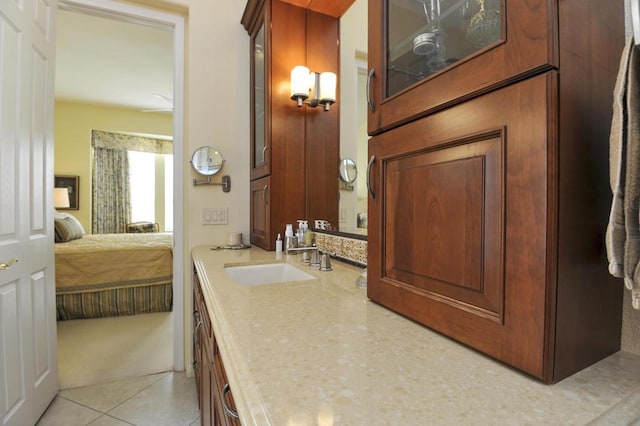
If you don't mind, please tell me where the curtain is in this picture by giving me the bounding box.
[92,147,131,234]
[91,130,172,234]
[91,129,172,154]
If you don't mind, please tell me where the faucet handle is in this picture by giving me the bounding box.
[310,249,321,266]
[319,252,332,271]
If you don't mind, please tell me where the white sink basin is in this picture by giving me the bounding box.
[224,263,315,286]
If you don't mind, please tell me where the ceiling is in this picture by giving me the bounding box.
[55,9,174,112]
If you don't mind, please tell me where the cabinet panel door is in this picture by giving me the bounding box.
[368,72,555,379]
[368,0,556,134]
[250,15,269,180]
[198,331,213,426]
[385,136,504,321]
[250,176,271,249]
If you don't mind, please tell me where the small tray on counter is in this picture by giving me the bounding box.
[210,244,252,251]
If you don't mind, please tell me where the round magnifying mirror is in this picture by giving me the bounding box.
[338,158,358,184]
[191,146,224,176]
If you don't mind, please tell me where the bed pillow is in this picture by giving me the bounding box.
[54,217,84,243]
[54,212,86,235]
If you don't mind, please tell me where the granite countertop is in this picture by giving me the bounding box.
[191,245,640,425]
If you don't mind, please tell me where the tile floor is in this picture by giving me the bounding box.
[36,371,199,426]
[57,312,174,390]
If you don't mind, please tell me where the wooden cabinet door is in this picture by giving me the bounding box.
[193,304,202,410]
[194,274,214,426]
[249,8,270,180]
[200,339,213,426]
[250,176,271,249]
[367,0,556,135]
[368,72,555,380]
[212,340,241,426]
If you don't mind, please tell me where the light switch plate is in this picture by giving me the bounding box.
[202,208,228,225]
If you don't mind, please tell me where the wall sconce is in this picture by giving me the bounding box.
[290,66,336,111]
[54,187,70,209]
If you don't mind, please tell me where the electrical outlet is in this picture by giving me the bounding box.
[202,208,228,225]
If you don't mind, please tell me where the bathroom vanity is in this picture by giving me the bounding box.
[191,246,640,425]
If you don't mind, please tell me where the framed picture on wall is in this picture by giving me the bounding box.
[54,175,79,210]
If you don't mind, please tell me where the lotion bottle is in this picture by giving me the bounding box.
[275,234,283,252]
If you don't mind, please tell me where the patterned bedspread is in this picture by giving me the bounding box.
[55,232,173,294]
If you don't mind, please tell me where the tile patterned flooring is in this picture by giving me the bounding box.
[37,371,200,426]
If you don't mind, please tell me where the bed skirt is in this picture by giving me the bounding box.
[56,282,173,321]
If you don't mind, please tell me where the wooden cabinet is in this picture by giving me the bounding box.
[194,271,241,425]
[367,0,556,135]
[242,0,339,250]
[250,176,270,249]
[367,0,625,383]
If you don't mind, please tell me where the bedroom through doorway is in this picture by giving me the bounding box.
[53,0,185,388]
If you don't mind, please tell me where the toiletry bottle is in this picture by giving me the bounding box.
[285,224,293,237]
[296,220,305,245]
[275,234,283,252]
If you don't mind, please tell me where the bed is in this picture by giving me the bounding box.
[54,232,173,320]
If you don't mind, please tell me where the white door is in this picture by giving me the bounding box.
[0,0,59,424]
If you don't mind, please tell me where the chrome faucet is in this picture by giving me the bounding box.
[319,252,332,271]
[285,244,318,256]
[285,245,332,271]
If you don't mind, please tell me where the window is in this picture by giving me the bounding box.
[128,151,173,230]
[165,155,174,231]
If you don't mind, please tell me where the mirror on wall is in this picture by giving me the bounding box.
[191,146,224,176]
[339,158,358,184]
[338,0,369,236]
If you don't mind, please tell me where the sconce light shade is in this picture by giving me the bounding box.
[290,66,310,107]
[54,187,70,208]
[291,67,336,111]
[319,72,337,111]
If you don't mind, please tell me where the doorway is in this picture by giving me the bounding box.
[55,0,185,380]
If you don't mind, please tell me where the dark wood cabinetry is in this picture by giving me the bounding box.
[249,176,270,249]
[242,0,339,250]
[367,0,625,383]
[367,0,556,135]
[194,271,241,425]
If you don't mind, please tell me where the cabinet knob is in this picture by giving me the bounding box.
[366,68,376,113]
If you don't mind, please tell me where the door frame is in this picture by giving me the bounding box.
[57,0,186,371]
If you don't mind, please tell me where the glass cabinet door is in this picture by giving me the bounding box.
[387,0,502,97]
[368,0,553,134]
[251,21,268,177]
